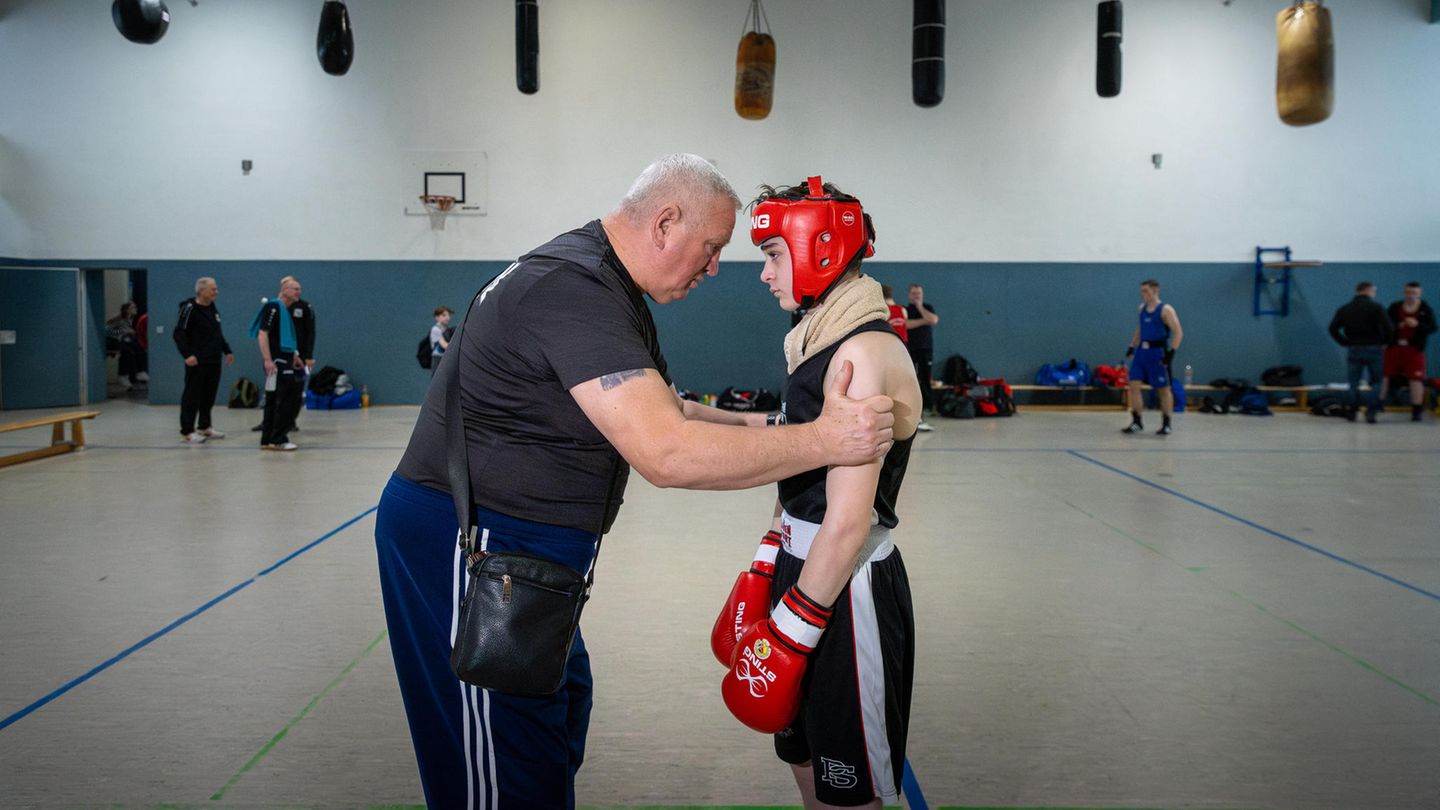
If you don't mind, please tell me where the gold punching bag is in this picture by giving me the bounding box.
[1276,1,1333,126]
[735,0,776,120]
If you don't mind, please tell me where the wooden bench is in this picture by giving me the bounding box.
[0,411,100,469]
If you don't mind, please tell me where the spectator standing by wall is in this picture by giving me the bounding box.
[283,276,315,434]
[1328,281,1393,423]
[429,305,453,376]
[174,278,234,443]
[1380,281,1436,421]
[904,283,938,432]
[882,284,908,344]
[252,278,304,451]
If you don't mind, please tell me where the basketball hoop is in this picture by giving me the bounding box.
[419,194,457,230]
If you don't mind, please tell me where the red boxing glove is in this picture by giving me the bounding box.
[710,530,783,667]
[722,585,831,734]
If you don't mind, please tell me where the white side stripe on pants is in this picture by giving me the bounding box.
[452,528,500,810]
[850,563,898,802]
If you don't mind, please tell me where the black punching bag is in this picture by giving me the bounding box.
[516,0,539,94]
[912,0,945,108]
[1097,1,1122,98]
[317,1,355,76]
[112,0,170,45]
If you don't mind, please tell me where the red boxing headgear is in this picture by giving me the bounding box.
[751,176,875,308]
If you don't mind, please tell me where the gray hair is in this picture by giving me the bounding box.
[620,153,741,223]
[195,277,216,294]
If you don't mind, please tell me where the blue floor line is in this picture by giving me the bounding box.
[0,505,378,733]
[1067,450,1440,604]
[901,758,928,810]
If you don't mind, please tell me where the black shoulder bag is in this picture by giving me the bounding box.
[443,273,609,697]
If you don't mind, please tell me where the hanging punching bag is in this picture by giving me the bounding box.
[1276,1,1333,125]
[735,0,776,120]
[112,0,170,45]
[317,1,355,76]
[1096,1,1122,98]
[912,0,945,108]
[516,0,539,95]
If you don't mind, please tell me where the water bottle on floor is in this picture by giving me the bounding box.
[1184,365,1194,387]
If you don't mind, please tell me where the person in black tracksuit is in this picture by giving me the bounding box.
[173,277,234,442]
[256,278,305,450]
[284,284,316,433]
[903,284,939,432]
[1328,281,1394,423]
[254,280,316,434]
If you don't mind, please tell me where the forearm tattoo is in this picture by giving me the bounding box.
[599,368,647,390]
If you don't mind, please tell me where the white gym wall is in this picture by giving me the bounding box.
[0,0,1435,262]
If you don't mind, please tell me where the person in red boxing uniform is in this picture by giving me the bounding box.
[1380,282,1436,421]
[719,176,920,808]
[882,284,909,344]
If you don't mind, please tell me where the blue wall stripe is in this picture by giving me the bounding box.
[1067,451,1440,604]
[0,506,377,733]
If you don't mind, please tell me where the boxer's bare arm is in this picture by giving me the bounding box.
[795,333,919,606]
[677,394,767,427]
[571,363,893,491]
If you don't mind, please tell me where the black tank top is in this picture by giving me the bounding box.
[778,320,915,529]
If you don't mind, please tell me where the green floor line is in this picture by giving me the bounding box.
[1063,499,1439,708]
[209,629,389,802]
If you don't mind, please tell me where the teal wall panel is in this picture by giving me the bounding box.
[84,270,108,403]
[0,268,81,409]
[7,258,1438,407]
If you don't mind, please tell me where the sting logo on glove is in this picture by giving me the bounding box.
[735,640,778,697]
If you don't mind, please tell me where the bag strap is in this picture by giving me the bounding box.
[443,264,612,589]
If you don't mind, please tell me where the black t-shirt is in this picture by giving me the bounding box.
[289,299,316,360]
[396,220,670,533]
[905,302,936,355]
[778,320,914,530]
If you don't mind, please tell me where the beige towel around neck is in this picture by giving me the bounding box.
[784,275,890,374]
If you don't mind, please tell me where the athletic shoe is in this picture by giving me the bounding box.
[263,442,299,451]
[915,420,934,433]
[181,433,207,444]
[200,428,226,439]
[1156,424,1172,436]
[1365,411,1378,424]
[134,371,149,382]
[251,423,264,431]
[1122,422,1144,434]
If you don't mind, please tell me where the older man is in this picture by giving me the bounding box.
[374,154,896,809]
[173,277,234,444]
[252,277,304,450]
